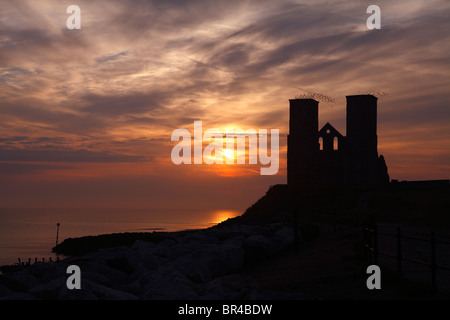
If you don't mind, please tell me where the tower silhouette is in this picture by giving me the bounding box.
[287,94,389,185]
[346,95,378,185]
[287,99,318,185]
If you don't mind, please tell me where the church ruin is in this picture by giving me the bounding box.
[287,94,389,185]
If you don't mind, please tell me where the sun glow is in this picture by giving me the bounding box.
[223,148,234,161]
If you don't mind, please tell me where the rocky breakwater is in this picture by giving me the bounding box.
[0,222,317,300]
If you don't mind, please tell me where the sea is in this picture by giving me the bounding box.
[0,208,241,267]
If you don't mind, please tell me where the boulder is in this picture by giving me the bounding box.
[171,243,244,283]
[0,291,38,300]
[140,267,199,300]
[0,283,12,297]
[151,238,177,258]
[1,271,38,290]
[28,277,67,299]
[200,274,258,300]
[273,225,295,248]
[242,234,274,264]
[58,278,138,300]
[28,262,66,283]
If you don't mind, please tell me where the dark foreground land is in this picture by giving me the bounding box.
[1,183,450,300]
[240,182,450,299]
[246,222,450,300]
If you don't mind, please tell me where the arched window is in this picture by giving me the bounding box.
[333,136,338,150]
[319,137,323,150]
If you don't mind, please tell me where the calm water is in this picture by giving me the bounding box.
[0,208,240,267]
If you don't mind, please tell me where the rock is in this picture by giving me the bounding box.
[299,224,320,241]
[0,221,311,300]
[116,278,144,297]
[169,242,201,260]
[58,278,138,300]
[248,288,313,300]
[85,245,132,261]
[242,235,274,264]
[152,238,177,258]
[172,243,244,283]
[28,277,66,299]
[0,291,38,300]
[248,225,273,237]
[141,267,199,300]
[67,257,132,286]
[106,257,134,275]
[210,228,243,242]
[0,283,12,297]
[132,240,157,251]
[1,272,38,290]
[84,279,139,300]
[274,225,295,248]
[28,262,66,283]
[179,231,212,244]
[58,286,99,300]
[135,251,167,271]
[200,274,258,299]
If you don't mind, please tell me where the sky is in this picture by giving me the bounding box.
[0,0,449,213]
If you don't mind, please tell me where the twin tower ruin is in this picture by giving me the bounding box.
[288,95,389,185]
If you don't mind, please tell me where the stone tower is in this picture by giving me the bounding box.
[287,99,318,185]
[287,94,389,185]
[345,95,378,185]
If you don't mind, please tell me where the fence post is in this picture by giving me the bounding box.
[332,210,336,234]
[362,226,370,268]
[431,231,437,292]
[396,227,402,275]
[293,209,299,254]
[373,224,378,265]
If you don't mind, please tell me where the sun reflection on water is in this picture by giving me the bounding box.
[211,210,241,225]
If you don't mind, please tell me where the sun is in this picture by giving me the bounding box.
[223,149,234,161]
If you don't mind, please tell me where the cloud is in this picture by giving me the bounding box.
[0,147,148,163]
[80,91,169,116]
[95,51,128,64]
[0,0,449,208]
[0,162,73,175]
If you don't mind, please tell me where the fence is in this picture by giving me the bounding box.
[363,224,450,292]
